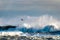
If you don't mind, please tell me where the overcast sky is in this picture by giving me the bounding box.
[0,0,60,18]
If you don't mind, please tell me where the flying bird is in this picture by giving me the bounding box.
[21,18,24,21]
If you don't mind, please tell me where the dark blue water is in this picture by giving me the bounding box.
[0,25,60,35]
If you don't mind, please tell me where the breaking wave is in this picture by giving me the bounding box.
[0,15,60,29]
[0,15,60,35]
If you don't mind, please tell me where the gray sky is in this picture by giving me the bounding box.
[0,0,60,18]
